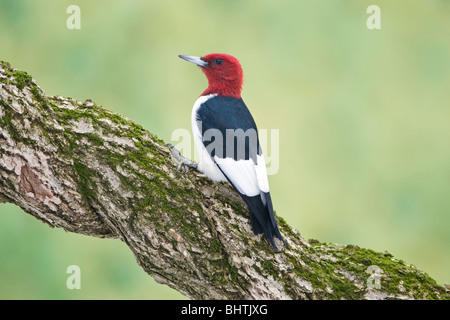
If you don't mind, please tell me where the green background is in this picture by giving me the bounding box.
[1,0,449,299]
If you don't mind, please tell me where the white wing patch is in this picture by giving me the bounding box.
[255,154,270,193]
[214,154,270,197]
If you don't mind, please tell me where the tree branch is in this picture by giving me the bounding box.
[0,61,448,300]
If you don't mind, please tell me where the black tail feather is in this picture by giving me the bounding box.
[242,192,287,252]
[215,165,287,251]
[250,213,264,235]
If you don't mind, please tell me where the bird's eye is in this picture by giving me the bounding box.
[214,58,223,66]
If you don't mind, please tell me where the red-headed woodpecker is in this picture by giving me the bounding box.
[177,53,287,252]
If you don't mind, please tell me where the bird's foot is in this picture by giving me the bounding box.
[166,143,198,174]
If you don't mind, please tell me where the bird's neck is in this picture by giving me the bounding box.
[201,78,242,99]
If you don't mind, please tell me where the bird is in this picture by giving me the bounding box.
[176,53,287,252]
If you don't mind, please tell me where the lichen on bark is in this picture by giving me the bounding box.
[0,61,448,300]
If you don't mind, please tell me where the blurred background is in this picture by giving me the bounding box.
[1,0,449,299]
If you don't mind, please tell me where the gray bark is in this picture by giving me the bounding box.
[0,61,448,300]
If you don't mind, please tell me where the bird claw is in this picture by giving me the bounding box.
[166,143,198,174]
[177,159,198,173]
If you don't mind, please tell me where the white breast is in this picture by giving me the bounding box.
[191,94,227,182]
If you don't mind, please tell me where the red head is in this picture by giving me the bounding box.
[179,53,244,98]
